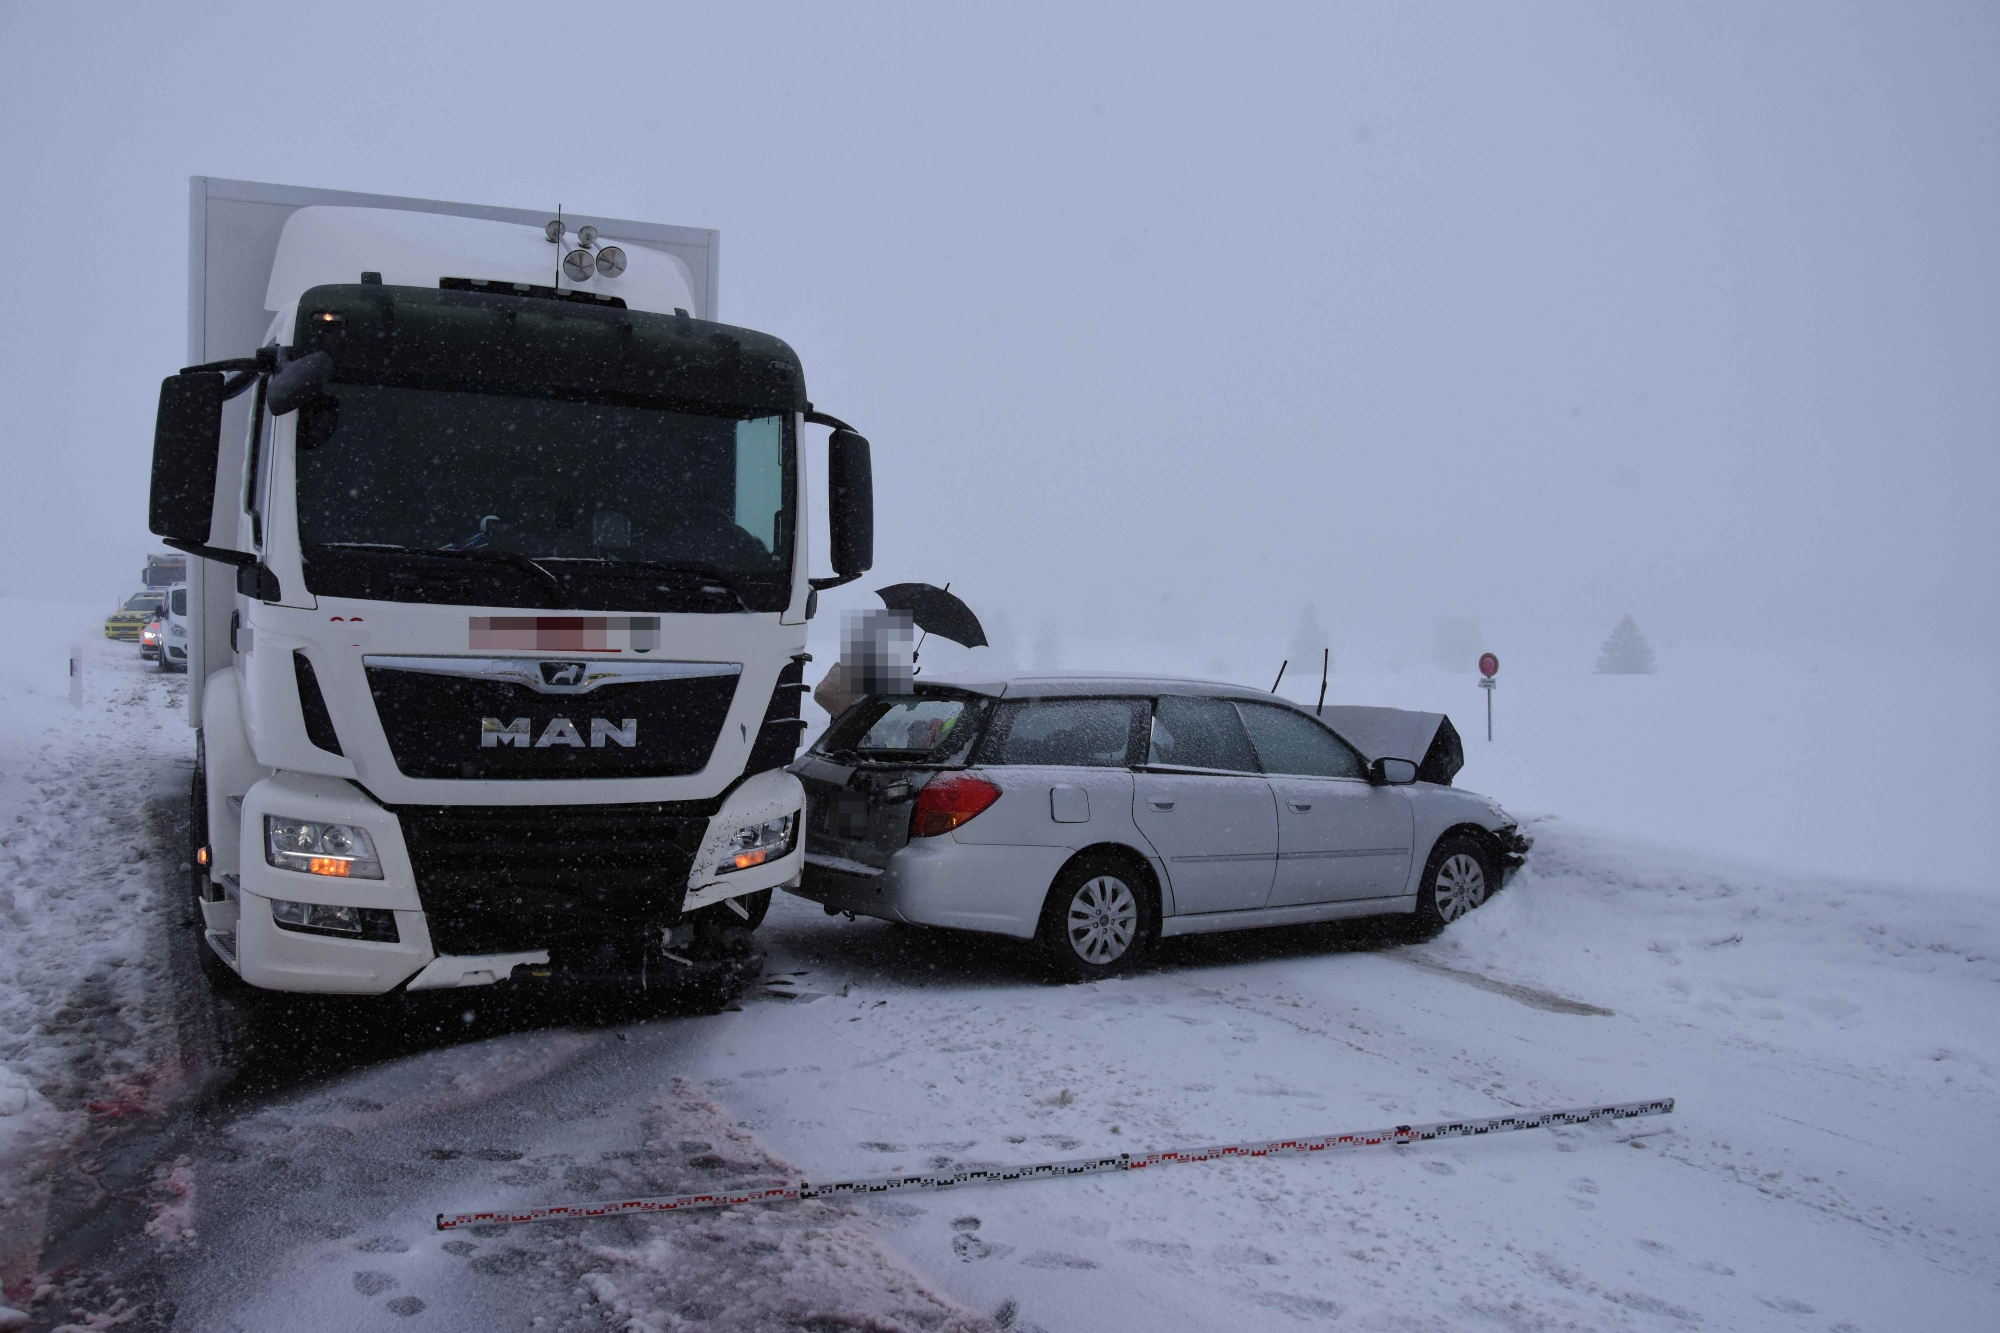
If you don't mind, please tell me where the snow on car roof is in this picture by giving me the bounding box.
[917,672,1279,701]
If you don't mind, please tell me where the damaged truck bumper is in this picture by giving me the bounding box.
[212,770,800,996]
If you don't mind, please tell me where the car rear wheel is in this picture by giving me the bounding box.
[1038,856,1154,982]
[1412,834,1494,934]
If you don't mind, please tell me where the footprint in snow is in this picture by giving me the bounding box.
[1422,1160,1456,1176]
[386,1296,426,1316]
[951,1216,981,1232]
[441,1241,477,1256]
[355,1237,410,1253]
[954,1234,1014,1262]
[1214,1244,1278,1266]
[1120,1238,1193,1262]
[353,1271,397,1296]
[1021,1251,1098,1270]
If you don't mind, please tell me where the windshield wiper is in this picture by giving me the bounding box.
[318,543,568,607]
[538,558,751,610]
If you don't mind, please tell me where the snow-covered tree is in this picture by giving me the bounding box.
[1595,615,1656,674]
[1289,602,1332,677]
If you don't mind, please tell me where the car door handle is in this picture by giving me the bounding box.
[1147,799,1175,811]
[1287,800,1313,812]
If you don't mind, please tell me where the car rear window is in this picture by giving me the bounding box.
[979,698,1145,767]
[816,695,985,762]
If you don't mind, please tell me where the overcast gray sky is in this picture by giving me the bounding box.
[2,1,1993,670]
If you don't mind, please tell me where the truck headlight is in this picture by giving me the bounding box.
[719,813,797,873]
[265,816,384,879]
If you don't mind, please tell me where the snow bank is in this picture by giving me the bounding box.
[0,598,193,1299]
[1425,817,2000,1093]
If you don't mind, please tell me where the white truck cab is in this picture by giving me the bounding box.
[153,179,875,997]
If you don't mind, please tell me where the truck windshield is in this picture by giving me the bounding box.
[294,384,793,613]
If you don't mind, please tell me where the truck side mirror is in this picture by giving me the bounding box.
[827,427,874,580]
[267,350,334,416]
[150,372,225,543]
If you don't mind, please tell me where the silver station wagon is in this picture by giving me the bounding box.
[787,675,1528,980]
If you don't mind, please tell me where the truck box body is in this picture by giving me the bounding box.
[166,179,859,996]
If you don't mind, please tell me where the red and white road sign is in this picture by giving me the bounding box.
[1479,652,1499,678]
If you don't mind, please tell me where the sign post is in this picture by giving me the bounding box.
[1477,653,1498,741]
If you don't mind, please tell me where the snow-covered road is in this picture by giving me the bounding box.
[4,612,1997,1331]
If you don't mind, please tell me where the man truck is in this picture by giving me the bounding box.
[150,178,874,999]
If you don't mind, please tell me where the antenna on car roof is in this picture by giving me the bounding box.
[1316,648,1329,716]
[1270,659,1287,693]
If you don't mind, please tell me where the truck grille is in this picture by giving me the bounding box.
[391,799,718,955]
[364,658,739,780]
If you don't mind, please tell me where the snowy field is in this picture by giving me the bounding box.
[1,596,1996,1330]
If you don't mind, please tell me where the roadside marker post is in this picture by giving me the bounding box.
[69,645,84,707]
[437,1096,1674,1233]
[1478,652,1498,741]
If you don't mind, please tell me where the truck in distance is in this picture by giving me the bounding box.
[150,178,875,1001]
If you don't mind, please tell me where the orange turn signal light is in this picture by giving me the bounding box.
[307,857,354,877]
[730,848,772,871]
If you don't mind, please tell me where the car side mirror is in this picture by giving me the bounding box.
[826,427,874,580]
[1370,757,1418,786]
[267,350,334,416]
[150,372,225,543]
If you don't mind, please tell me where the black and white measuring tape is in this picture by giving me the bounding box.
[436,1096,1673,1232]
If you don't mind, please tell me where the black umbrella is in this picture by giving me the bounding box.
[875,583,988,648]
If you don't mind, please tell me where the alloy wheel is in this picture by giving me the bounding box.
[1433,853,1488,922]
[1066,875,1138,964]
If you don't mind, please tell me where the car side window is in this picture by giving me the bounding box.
[980,698,1145,767]
[1234,702,1368,780]
[1147,696,1261,773]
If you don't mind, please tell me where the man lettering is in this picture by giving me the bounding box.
[482,717,531,748]
[536,717,586,748]
[590,718,638,748]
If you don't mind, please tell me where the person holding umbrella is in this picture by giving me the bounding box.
[812,583,988,719]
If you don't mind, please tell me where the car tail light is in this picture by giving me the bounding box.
[910,773,1002,839]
